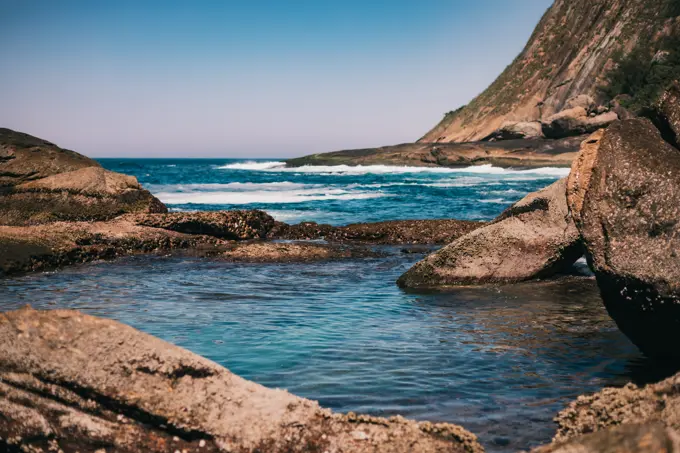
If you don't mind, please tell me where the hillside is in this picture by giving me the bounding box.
[420,0,680,143]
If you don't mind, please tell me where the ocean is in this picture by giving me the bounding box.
[0,159,669,451]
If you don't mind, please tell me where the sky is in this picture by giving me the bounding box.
[0,0,553,158]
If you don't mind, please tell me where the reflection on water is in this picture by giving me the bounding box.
[0,251,677,451]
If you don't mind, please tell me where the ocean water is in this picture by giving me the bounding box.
[1,159,675,451]
[99,158,571,224]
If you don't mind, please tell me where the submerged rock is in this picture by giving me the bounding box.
[397,178,583,288]
[569,118,680,358]
[533,423,680,453]
[0,306,481,453]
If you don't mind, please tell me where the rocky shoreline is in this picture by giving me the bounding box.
[4,81,680,451]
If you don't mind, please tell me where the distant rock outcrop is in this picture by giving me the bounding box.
[397,178,583,288]
[0,128,167,225]
[420,0,679,143]
[0,306,481,453]
[566,116,680,358]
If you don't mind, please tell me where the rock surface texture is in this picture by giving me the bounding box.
[533,423,680,453]
[0,306,482,453]
[0,129,167,225]
[420,0,678,143]
[568,117,680,358]
[551,371,680,445]
[397,178,583,288]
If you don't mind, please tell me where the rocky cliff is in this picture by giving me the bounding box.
[420,0,680,143]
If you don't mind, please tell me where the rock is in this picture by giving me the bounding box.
[397,178,583,288]
[221,242,376,262]
[0,307,482,453]
[485,121,544,141]
[552,371,680,444]
[569,118,680,358]
[533,423,680,453]
[542,107,618,139]
[0,128,100,186]
[269,219,484,245]
[642,81,680,148]
[0,167,167,225]
[564,94,596,112]
[129,210,277,240]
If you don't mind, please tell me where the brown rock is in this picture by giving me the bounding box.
[533,423,680,453]
[129,210,277,240]
[542,107,618,139]
[552,372,680,444]
[643,81,680,148]
[565,130,605,226]
[572,118,680,358]
[397,178,583,288]
[270,219,484,245]
[0,128,100,186]
[485,121,544,141]
[0,167,167,225]
[0,306,481,453]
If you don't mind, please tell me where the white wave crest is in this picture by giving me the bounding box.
[217,162,570,177]
[155,189,389,205]
[149,181,315,192]
[216,161,286,170]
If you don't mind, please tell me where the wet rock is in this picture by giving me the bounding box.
[569,118,680,358]
[0,306,482,453]
[552,371,680,444]
[269,219,484,245]
[542,107,618,139]
[220,241,377,262]
[0,167,167,225]
[533,423,680,453]
[397,178,583,288]
[129,210,277,240]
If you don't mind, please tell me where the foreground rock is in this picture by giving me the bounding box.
[551,371,680,445]
[0,307,481,453]
[269,219,484,245]
[567,118,680,358]
[286,136,582,168]
[533,423,680,453]
[397,178,583,288]
[643,81,680,148]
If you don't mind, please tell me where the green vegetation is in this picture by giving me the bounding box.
[602,20,680,112]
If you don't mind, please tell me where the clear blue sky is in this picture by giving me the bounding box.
[0,0,553,157]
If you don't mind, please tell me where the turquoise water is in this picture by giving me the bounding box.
[1,159,674,451]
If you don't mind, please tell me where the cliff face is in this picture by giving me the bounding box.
[420,0,680,143]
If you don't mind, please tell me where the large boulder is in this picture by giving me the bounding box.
[0,307,481,453]
[0,166,167,225]
[568,118,680,358]
[542,106,618,139]
[397,178,583,288]
[0,128,100,186]
[551,371,680,444]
